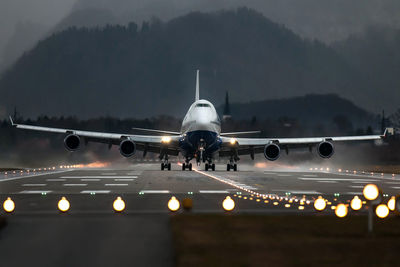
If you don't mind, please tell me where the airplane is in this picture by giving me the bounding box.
[9,70,389,171]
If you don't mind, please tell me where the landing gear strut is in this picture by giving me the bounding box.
[182,158,192,171]
[205,162,215,171]
[161,154,171,171]
[227,158,237,171]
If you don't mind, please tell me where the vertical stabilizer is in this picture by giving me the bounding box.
[195,70,200,101]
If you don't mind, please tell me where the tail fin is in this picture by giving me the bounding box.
[195,69,200,101]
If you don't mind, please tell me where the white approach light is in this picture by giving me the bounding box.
[387,196,396,211]
[168,196,180,212]
[222,196,235,211]
[335,204,348,218]
[113,196,126,212]
[350,196,362,211]
[58,196,70,212]
[314,196,326,211]
[363,184,379,201]
[375,204,389,219]
[3,197,15,213]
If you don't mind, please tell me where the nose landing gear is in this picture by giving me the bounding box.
[182,162,192,171]
[161,154,171,171]
[205,162,216,171]
[227,158,237,171]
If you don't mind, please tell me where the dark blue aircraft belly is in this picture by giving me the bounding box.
[179,130,222,157]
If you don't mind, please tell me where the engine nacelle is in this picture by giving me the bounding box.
[64,134,81,151]
[318,141,334,158]
[119,139,136,157]
[264,143,280,161]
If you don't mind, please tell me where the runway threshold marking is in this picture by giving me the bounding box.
[0,170,73,183]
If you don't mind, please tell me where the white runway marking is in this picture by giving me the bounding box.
[80,190,110,194]
[390,186,400,189]
[22,184,46,187]
[317,181,337,183]
[385,182,400,184]
[80,179,101,182]
[19,190,52,194]
[264,172,277,175]
[344,192,362,195]
[114,178,135,181]
[0,170,73,183]
[349,185,364,188]
[199,190,229,194]
[277,174,292,177]
[101,173,117,175]
[104,184,128,186]
[46,178,66,182]
[299,178,379,182]
[290,190,321,194]
[302,174,318,177]
[60,176,137,179]
[63,183,88,186]
[140,190,170,194]
[126,172,142,175]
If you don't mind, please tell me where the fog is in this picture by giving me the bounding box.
[2,0,400,71]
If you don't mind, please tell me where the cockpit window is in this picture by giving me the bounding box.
[195,103,210,107]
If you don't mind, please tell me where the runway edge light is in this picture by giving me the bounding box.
[3,197,15,213]
[375,204,389,219]
[350,196,362,211]
[58,196,70,213]
[363,184,380,201]
[335,204,348,218]
[387,196,395,211]
[222,196,235,211]
[314,196,326,211]
[113,196,126,212]
[168,196,180,212]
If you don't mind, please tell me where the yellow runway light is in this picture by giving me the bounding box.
[3,197,15,213]
[335,204,348,218]
[58,197,70,212]
[168,196,180,212]
[350,196,362,211]
[222,196,235,211]
[314,196,326,211]
[387,196,395,211]
[363,184,380,201]
[113,196,126,212]
[298,206,304,210]
[375,204,389,219]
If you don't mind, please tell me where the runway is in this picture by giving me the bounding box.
[0,163,398,213]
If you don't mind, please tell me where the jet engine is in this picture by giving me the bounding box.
[119,139,136,157]
[264,143,280,161]
[317,141,334,158]
[64,134,80,151]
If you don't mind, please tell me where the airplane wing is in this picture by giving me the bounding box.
[219,129,388,159]
[9,117,181,157]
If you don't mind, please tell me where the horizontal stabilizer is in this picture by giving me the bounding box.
[131,127,180,135]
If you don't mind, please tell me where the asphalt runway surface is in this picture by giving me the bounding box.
[0,162,399,266]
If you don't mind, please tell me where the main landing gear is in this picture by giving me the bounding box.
[227,158,237,171]
[161,154,171,171]
[205,163,215,171]
[182,162,193,171]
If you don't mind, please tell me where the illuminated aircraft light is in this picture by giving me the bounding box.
[387,197,395,211]
[161,136,172,144]
[338,169,342,172]
[58,197,70,212]
[168,196,180,212]
[3,197,15,213]
[298,206,305,210]
[314,196,326,211]
[113,196,126,212]
[350,196,362,211]
[335,204,348,218]
[222,196,235,211]
[229,138,237,145]
[375,204,389,219]
[363,184,380,201]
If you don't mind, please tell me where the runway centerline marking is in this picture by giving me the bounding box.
[104,184,128,186]
[317,181,337,183]
[46,178,66,182]
[22,184,47,187]
[140,190,170,194]
[81,190,110,194]
[63,183,88,186]
[101,173,117,175]
[19,190,52,194]
[114,178,135,181]
[80,179,101,181]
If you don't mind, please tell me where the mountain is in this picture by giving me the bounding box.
[217,94,375,128]
[0,8,358,119]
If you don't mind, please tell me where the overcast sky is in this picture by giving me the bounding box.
[1,0,400,69]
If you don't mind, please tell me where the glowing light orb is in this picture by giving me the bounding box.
[363,184,379,201]
[375,204,389,219]
[314,196,326,211]
[387,196,396,211]
[222,196,235,211]
[350,196,362,211]
[335,204,348,218]
[113,196,126,212]
[58,197,70,212]
[168,196,180,212]
[3,197,15,213]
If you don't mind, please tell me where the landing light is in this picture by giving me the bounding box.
[229,138,237,145]
[3,197,15,213]
[161,136,171,144]
[58,197,70,212]
[350,196,362,211]
[363,184,380,201]
[335,204,348,218]
[314,196,326,211]
[222,196,235,211]
[168,196,180,212]
[375,204,389,219]
[113,196,126,212]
